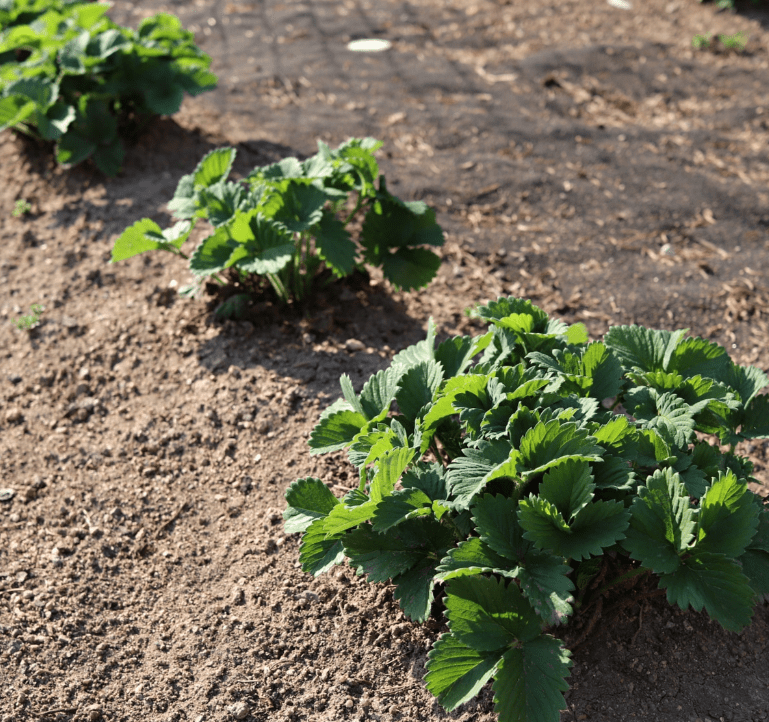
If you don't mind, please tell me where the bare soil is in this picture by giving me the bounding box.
[1,1,769,721]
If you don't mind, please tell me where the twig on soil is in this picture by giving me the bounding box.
[570,596,603,651]
[631,603,645,647]
[29,707,78,718]
[156,501,189,537]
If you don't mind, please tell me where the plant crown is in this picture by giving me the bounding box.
[285,296,769,722]
[111,139,445,308]
[0,0,216,175]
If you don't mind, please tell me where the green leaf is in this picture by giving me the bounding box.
[604,325,688,373]
[537,460,594,522]
[621,468,695,574]
[435,537,514,581]
[283,477,340,533]
[229,212,295,275]
[56,129,96,167]
[425,634,500,711]
[0,93,33,135]
[448,439,516,509]
[724,363,768,405]
[740,549,769,596]
[445,575,542,651]
[309,406,368,454]
[435,334,488,377]
[740,395,769,439]
[92,137,124,176]
[359,367,401,420]
[581,342,623,400]
[695,471,759,558]
[111,218,174,261]
[401,462,450,500]
[344,525,427,582]
[371,487,433,532]
[626,390,696,448]
[382,246,442,291]
[395,360,443,422]
[168,173,197,218]
[370,446,417,503]
[298,519,345,576]
[315,211,356,277]
[518,495,629,562]
[476,297,549,330]
[196,181,244,226]
[393,559,440,622]
[322,498,376,536]
[492,637,572,722]
[517,420,603,477]
[340,374,366,417]
[189,227,237,276]
[472,494,527,562]
[59,31,89,74]
[193,147,235,188]
[667,335,730,379]
[37,102,75,141]
[660,551,755,632]
[87,28,131,60]
[275,181,328,233]
[592,455,636,490]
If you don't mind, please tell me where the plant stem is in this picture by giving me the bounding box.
[343,192,366,225]
[593,565,650,597]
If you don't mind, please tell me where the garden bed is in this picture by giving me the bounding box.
[1,1,768,721]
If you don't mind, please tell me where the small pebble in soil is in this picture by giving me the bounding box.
[345,338,365,352]
[229,701,250,719]
[5,407,23,423]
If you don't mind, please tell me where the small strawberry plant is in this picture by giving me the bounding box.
[0,0,216,175]
[111,139,445,307]
[285,296,769,722]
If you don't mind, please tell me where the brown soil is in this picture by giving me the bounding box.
[2,1,769,721]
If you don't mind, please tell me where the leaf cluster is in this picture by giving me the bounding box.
[112,139,445,307]
[285,296,769,722]
[0,0,216,175]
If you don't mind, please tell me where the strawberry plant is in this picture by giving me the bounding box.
[285,296,769,722]
[0,0,216,175]
[111,139,445,307]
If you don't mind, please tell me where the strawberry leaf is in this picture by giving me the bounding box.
[298,518,345,576]
[283,477,340,534]
[445,575,542,651]
[492,637,572,722]
[621,468,695,573]
[695,471,759,557]
[425,634,501,711]
[660,551,755,632]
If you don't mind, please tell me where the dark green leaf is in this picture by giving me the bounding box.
[445,575,542,650]
[395,360,443,422]
[308,406,368,454]
[425,634,500,712]
[695,471,759,558]
[621,468,695,574]
[284,477,340,533]
[315,211,356,277]
[660,551,755,632]
[393,558,440,622]
[381,246,442,291]
[492,637,571,722]
[298,518,345,576]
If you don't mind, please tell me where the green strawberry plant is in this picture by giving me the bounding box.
[284,295,769,722]
[111,138,445,307]
[0,0,216,175]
